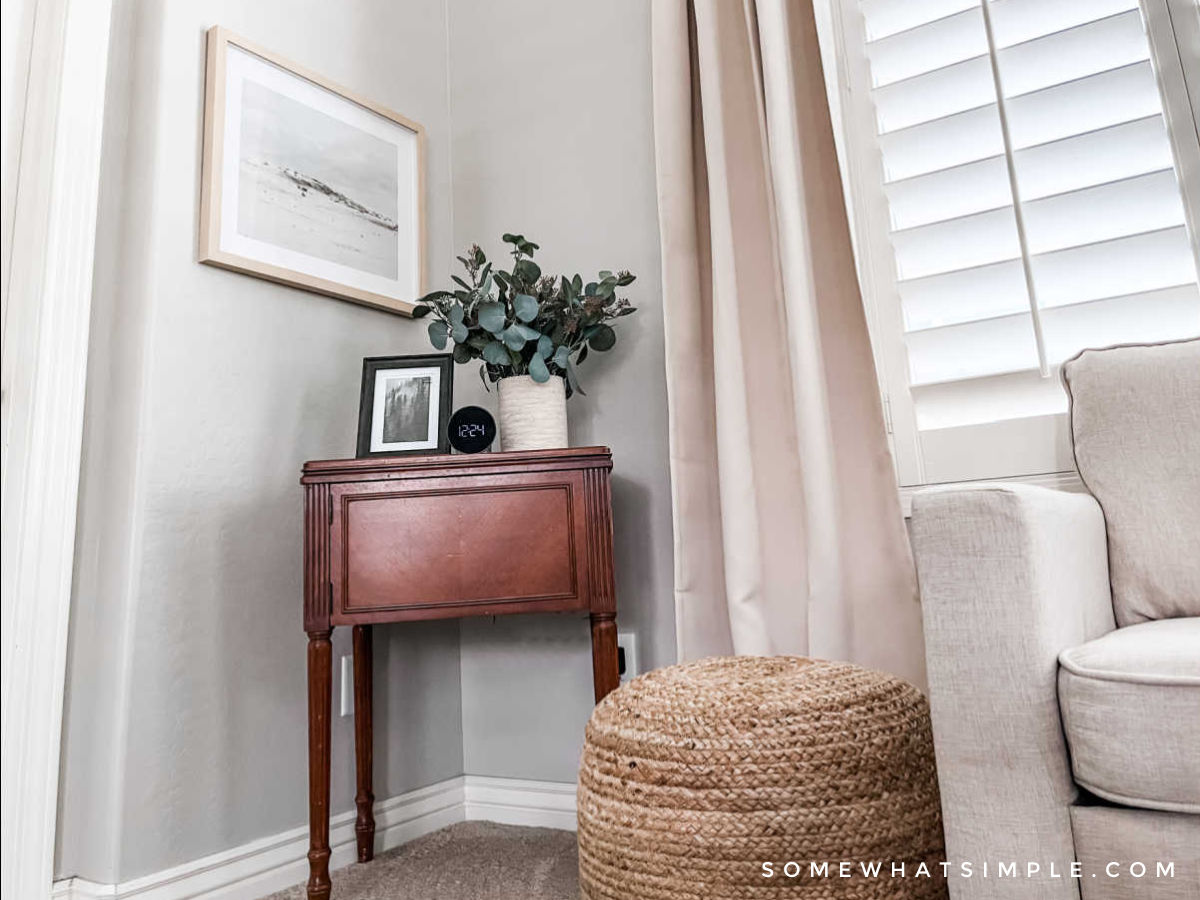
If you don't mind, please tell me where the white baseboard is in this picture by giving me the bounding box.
[463,776,578,832]
[51,776,575,900]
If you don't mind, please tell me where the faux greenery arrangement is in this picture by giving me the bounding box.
[413,234,636,396]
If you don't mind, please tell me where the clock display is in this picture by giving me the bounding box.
[447,406,497,454]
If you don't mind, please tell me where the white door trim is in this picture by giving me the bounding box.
[0,1,114,898]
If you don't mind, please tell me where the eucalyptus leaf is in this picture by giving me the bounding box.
[428,320,449,350]
[448,305,465,326]
[528,353,551,383]
[513,293,539,322]
[589,323,617,351]
[451,322,469,343]
[537,335,554,359]
[411,305,431,318]
[453,343,473,364]
[482,340,510,365]
[502,326,527,350]
[565,359,586,396]
[452,275,471,291]
[576,343,589,365]
[477,301,507,333]
[513,323,541,340]
[514,259,541,283]
[552,345,570,368]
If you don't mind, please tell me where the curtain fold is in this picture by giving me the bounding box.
[651,0,926,687]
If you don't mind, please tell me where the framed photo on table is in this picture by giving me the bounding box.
[356,355,453,457]
[199,26,425,316]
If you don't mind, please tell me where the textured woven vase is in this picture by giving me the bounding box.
[497,374,568,451]
[578,656,948,899]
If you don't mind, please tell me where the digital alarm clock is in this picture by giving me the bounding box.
[447,405,497,454]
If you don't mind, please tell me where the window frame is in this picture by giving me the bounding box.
[1142,0,1200,274]
[824,0,1200,491]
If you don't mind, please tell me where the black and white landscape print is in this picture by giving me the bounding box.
[237,79,399,278]
[381,375,432,444]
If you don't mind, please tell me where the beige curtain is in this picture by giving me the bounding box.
[652,0,926,686]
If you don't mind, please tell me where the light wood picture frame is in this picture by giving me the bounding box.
[199,26,426,316]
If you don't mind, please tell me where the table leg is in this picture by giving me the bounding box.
[590,612,620,702]
[306,629,333,900]
[352,624,375,862]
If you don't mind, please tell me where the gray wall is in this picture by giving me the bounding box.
[449,0,675,783]
[58,0,464,883]
[58,0,675,882]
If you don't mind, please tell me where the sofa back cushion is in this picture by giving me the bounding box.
[1062,338,1200,625]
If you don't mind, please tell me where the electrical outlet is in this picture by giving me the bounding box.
[340,654,353,717]
[617,631,639,683]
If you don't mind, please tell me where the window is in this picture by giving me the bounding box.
[831,0,1200,486]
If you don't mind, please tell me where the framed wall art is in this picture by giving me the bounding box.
[199,26,425,316]
[356,355,453,457]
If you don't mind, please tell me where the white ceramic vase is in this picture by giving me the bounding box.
[497,375,568,452]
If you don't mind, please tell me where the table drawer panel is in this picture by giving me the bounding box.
[339,483,578,612]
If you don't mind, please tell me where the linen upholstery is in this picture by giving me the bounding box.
[650,0,922,684]
[911,484,1115,900]
[1062,339,1200,625]
[1070,805,1200,900]
[1058,618,1200,814]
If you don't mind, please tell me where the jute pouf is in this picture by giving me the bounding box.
[577,656,947,899]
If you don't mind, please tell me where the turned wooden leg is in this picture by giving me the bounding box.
[352,625,375,863]
[306,630,333,900]
[590,612,619,702]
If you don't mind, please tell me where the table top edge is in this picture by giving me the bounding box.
[301,445,613,481]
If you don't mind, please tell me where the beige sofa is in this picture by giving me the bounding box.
[910,339,1200,900]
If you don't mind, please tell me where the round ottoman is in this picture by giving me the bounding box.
[577,657,947,899]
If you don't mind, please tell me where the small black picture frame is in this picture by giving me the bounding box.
[356,354,453,458]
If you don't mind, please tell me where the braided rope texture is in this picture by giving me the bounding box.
[577,656,948,899]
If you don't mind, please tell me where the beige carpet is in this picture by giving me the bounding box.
[265,822,579,900]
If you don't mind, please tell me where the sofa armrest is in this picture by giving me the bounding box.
[911,484,1115,899]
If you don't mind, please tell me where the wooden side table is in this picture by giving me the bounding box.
[299,447,620,900]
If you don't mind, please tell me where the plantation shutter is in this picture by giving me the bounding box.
[859,0,1200,483]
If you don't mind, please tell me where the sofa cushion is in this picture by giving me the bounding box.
[1061,338,1200,625]
[1059,618,1200,813]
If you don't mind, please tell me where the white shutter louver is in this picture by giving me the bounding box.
[858,0,1200,483]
